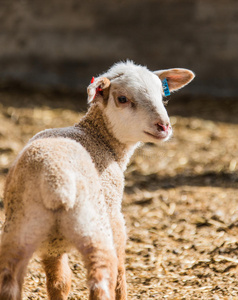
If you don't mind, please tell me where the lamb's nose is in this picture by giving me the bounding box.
[157,123,170,132]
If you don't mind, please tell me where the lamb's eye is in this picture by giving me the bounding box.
[117,96,128,103]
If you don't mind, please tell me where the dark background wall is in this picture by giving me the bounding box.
[0,0,238,96]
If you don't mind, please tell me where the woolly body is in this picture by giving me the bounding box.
[0,61,194,300]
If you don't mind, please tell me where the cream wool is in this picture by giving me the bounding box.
[0,61,194,300]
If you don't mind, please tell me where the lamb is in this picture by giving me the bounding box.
[0,61,194,300]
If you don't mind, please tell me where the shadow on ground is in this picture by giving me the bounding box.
[125,170,238,194]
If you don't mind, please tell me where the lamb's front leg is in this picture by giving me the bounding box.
[112,214,127,300]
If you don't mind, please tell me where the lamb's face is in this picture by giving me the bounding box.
[88,62,195,145]
[104,70,172,145]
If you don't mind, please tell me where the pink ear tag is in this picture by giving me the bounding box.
[90,76,102,99]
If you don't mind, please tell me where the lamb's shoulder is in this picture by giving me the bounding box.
[6,137,101,211]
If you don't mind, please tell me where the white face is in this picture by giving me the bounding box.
[103,70,172,145]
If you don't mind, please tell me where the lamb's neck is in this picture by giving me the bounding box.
[76,103,138,172]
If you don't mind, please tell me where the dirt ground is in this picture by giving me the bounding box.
[0,90,238,300]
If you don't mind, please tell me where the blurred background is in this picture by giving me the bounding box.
[0,0,238,97]
[1,1,238,299]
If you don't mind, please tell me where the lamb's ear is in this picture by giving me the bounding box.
[87,77,111,103]
[154,68,195,92]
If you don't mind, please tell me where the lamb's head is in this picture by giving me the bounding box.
[87,61,195,145]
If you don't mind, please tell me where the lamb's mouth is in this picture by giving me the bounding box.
[144,131,168,140]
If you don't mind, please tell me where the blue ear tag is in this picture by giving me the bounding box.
[162,78,170,96]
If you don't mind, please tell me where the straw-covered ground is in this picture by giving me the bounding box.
[0,90,238,299]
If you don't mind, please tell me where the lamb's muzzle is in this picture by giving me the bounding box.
[157,123,170,132]
[0,61,195,300]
